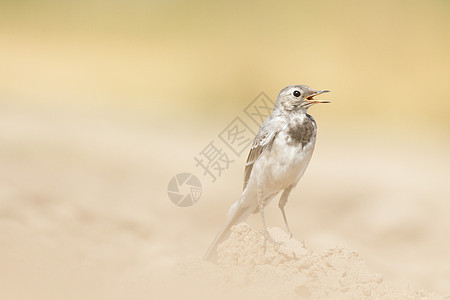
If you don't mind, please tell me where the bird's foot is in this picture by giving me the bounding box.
[282,219,293,239]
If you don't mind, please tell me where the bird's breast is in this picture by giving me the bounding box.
[285,115,316,147]
[254,131,316,194]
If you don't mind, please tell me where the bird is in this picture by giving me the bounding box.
[203,85,330,261]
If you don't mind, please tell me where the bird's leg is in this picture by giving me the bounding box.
[258,188,278,244]
[259,203,278,244]
[279,186,293,238]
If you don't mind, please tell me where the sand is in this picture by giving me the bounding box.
[0,105,449,299]
[174,223,447,300]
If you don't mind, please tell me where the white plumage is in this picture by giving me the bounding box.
[204,85,329,261]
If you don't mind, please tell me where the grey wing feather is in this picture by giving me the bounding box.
[243,128,278,190]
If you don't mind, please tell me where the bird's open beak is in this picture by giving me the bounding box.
[305,90,330,104]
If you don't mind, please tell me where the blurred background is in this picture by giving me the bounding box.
[0,0,449,298]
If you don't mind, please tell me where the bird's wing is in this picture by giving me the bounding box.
[243,125,279,191]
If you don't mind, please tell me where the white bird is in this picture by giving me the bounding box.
[204,85,330,261]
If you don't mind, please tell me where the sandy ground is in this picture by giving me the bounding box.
[0,104,449,299]
[175,224,446,299]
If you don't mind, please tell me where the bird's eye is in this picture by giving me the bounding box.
[293,90,301,97]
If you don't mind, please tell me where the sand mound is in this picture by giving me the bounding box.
[174,224,446,299]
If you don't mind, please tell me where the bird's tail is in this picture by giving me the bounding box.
[203,200,254,262]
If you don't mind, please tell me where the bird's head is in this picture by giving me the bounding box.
[275,85,330,111]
